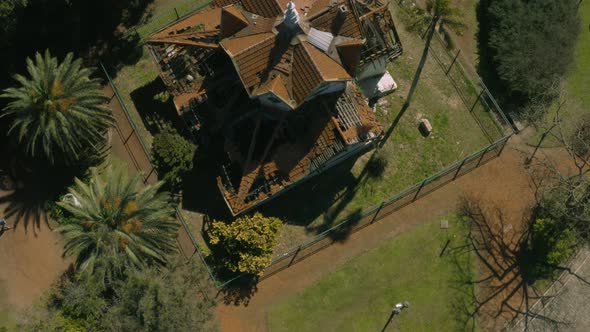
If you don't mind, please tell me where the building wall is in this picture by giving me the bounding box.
[357,55,389,81]
[258,93,293,111]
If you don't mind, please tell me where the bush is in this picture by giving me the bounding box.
[152,128,196,188]
[528,218,577,274]
[486,0,580,100]
[208,213,283,276]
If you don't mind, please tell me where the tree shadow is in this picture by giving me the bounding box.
[215,274,259,307]
[181,133,234,221]
[130,77,185,135]
[457,195,587,329]
[0,140,105,235]
[0,0,154,89]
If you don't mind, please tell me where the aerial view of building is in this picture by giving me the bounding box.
[147,0,402,215]
[1,0,587,330]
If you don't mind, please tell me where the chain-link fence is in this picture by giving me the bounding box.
[260,133,511,280]
[100,63,224,293]
[100,0,514,288]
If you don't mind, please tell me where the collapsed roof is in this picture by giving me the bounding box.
[149,0,399,110]
[147,0,402,215]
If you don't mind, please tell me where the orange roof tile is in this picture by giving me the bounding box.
[221,32,277,92]
[150,7,222,39]
[302,41,351,81]
[220,6,250,38]
[254,75,293,105]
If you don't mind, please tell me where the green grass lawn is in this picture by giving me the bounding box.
[263,2,494,251]
[108,0,213,147]
[105,0,501,255]
[268,214,478,332]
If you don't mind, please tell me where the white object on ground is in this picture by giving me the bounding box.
[357,71,398,99]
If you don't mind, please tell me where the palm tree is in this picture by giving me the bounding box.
[57,164,178,283]
[1,50,113,165]
[381,0,463,145]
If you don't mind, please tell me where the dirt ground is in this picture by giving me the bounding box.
[216,130,577,332]
[0,195,70,327]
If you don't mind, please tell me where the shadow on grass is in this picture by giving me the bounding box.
[130,77,184,135]
[0,144,98,235]
[215,274,259,306]
[181,134,233,221]
[452,195,590,329]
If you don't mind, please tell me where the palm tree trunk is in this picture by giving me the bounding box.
[405,18,438,110]
[379,19,438,147]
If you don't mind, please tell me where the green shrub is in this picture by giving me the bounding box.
[208,213,283,276]
[152,128,196,187]
[530,218,577,267]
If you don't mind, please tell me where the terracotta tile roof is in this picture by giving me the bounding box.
[302,40,351,81]
[241,0,284,17]
[292,42,323,103]
[309,2,362,38]
[254,74,293,105]
[211,0,239,8]
[148,30,220,48]
[336,38,364,73]
[220,6,250,38]
[221,32,277,92]
[150,7,222,39]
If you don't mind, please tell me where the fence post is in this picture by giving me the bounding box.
[288,245,302,267]
[470,89,486,112]
[371,201,385,224]
[446,49,461,75]
[144,166,156,184]
[413,179,427,202]
[174,7,179,19]
[497,136,510,156]
[476,145,491,168]
[453,158,467,180]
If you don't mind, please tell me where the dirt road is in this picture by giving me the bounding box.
[216,132,575,331]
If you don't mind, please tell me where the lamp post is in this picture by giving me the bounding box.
[381,301,410,332]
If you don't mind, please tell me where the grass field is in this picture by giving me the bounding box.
[262,2,496,253]
[268,214,477,332]
[105,0,502,255]
[108,0,213,147]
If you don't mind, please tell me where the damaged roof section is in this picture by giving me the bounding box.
[147,0,402,215]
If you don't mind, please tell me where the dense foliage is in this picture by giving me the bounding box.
[1,50,113,165]
[57,164,178,283]
[529,218,576,267]
[152,128,196,188]
[209,213,283,276]
[486,0,580,100]
[21,260,216,332]
[0,0,153,88]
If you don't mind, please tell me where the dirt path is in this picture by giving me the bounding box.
[216,132,574,332]
[0,198,70,327]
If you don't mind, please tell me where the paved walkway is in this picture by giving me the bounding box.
[509,248,590,332]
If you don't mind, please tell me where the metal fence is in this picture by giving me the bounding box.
[260,133,511,280]
[100,0,514,288]
[100,63,223,291]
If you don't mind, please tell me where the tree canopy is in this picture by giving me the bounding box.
[209,213,283,276]
[486,0,580,99]
[57,164,178,283]
[152,128,196,188]
[21,260,216,332]
[1,50,113,165]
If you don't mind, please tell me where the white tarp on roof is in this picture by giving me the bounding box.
[307,28,334,52]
